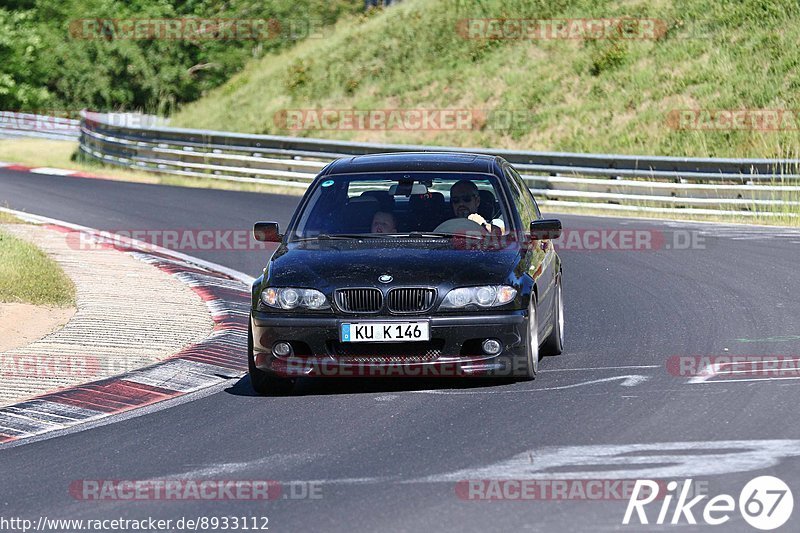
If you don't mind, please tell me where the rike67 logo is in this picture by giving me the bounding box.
[623,476,793,530]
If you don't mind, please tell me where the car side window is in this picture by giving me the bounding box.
[509,166,541,220]
[503,167,527,224]
[505,167,537,226]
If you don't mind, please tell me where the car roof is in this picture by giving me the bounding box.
[321,152,505,176]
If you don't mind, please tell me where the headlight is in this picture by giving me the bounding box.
[261,288,330,310]
[440,285,517,309]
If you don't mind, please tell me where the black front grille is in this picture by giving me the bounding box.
[387,288,436,313]
[327,340,444,362]
[335,288,383,313]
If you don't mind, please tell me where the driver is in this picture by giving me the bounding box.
[449,180,503,234]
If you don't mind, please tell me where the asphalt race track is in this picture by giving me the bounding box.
[2,167,800,531]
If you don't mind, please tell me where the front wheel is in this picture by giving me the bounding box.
[519,297,539,381]
[541,274,564,356]
[248,322,294,396]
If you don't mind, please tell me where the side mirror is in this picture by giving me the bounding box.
[254,222,282,243]
[530,219,562,240]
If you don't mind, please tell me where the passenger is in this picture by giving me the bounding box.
[371,211,397,233]
[449,180,502,234]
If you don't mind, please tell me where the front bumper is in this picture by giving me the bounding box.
[251,311,529,378]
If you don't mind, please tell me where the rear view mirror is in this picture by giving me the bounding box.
[530,219,562,240]
[254,222,282,242]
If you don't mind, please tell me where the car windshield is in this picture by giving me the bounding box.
[288,172,513,240]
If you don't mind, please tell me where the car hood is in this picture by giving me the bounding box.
[267,239,522,289]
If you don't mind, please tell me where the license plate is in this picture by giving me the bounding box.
[341,322,430,342]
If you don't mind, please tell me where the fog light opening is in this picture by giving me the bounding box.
[482,339,502,355]
[272,342,293,357]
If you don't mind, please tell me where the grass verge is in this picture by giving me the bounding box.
[0,211,23,224]
[0,228,76,307]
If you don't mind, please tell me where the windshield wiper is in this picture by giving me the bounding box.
[293,233,385,242]
[294,232,488,242]
[398,232,486,239]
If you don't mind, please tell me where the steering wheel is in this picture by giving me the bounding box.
[433,217,488,235]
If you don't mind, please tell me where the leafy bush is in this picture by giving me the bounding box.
[0,0,361,113]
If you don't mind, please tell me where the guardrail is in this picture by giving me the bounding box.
[78,111,800,218]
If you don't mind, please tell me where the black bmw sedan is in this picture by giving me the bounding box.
[249,152,563,394]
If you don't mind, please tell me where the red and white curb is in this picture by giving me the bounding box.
[0,161,108,180]
[0,209,255,446]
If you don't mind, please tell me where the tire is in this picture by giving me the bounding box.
[541,274,564,357]
[248,322,294,396]
[519,296,539,381]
